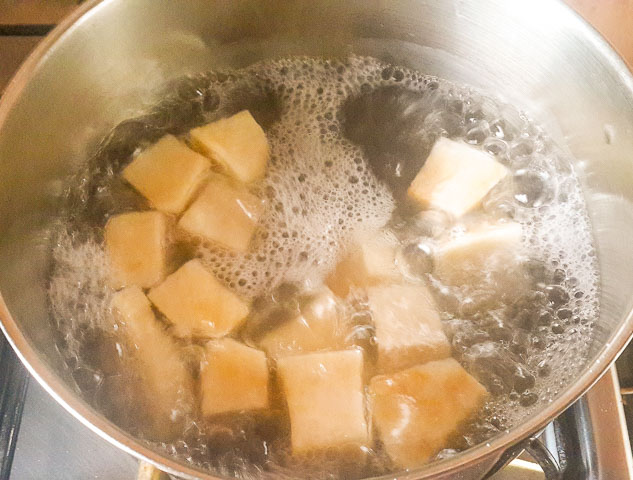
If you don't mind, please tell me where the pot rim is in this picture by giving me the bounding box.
[1,0,633,478]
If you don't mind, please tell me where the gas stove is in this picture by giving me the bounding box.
[1,2,633,479]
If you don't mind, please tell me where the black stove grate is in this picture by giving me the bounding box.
[0,338,28,480]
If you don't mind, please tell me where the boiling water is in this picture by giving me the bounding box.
[47,55,598,478]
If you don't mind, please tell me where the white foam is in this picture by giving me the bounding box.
[47,226,117,377]
[193,58,396,298]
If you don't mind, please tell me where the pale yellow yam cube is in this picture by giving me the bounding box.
[277,349,369,455]
[408,137,508,218]
[367,284,451,374]
[259,289,350,358]
[178,175,263,252]
[370,358,488,469]
[326,232,399,297]
[111,286,193,441]
[105,211,166,289]
[200,338,269,416]
[148,259,248,338]
[435,221,523,285]
[190,110,269,183]
[122,134,210,214]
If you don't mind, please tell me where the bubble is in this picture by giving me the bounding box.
[465,122,490,145]
[513,168,555,208]
[409,209,451,238]
[513,367,536,393]
[462,342,520,394]
[482,178,517,219]
[552,268,566,284]
[557,308,573,320]
[545,285,570,307]
[482,137,508,157]
[509,138,535,166]
[537,361,552,377]
[397,240,434,278]
[519,391,539,407]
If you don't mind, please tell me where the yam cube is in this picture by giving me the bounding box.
[105,210,166,288]
[369,358,488,468]
[277,349,369,455]
[111,286,193,440]
[408,138,507,218]
[190,110,269,183]
[178,175,263,252]
[434,221,523,285]
[200,339,269,416]
[326,232,399,297]
[367,284,451,374]
[148,259,248,338]
[259,289,350,358]
[122,134,210,214]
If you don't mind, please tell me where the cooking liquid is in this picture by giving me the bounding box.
[47,56,599,478]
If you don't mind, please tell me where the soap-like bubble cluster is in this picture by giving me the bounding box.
[48,226,114,356]
[47,55,599,478]
[191,58,397,298]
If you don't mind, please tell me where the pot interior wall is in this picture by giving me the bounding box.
[1,0,633,477]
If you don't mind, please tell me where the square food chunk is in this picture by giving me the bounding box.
[148,259,249,338]
[178,175,263,252]
[326,232,399,297]
[105,210,166,288]
[277,350,369,455]
[111,287,194,440]
[122,134,210,214]
[367,284,451,374]
[200,339,269,416]
[408,138,507,218]
[259,289,350,358]
[434,221,523,285]
[370,358,488,468]
[190,110,269,183]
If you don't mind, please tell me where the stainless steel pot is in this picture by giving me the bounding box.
[1,1,633,479]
